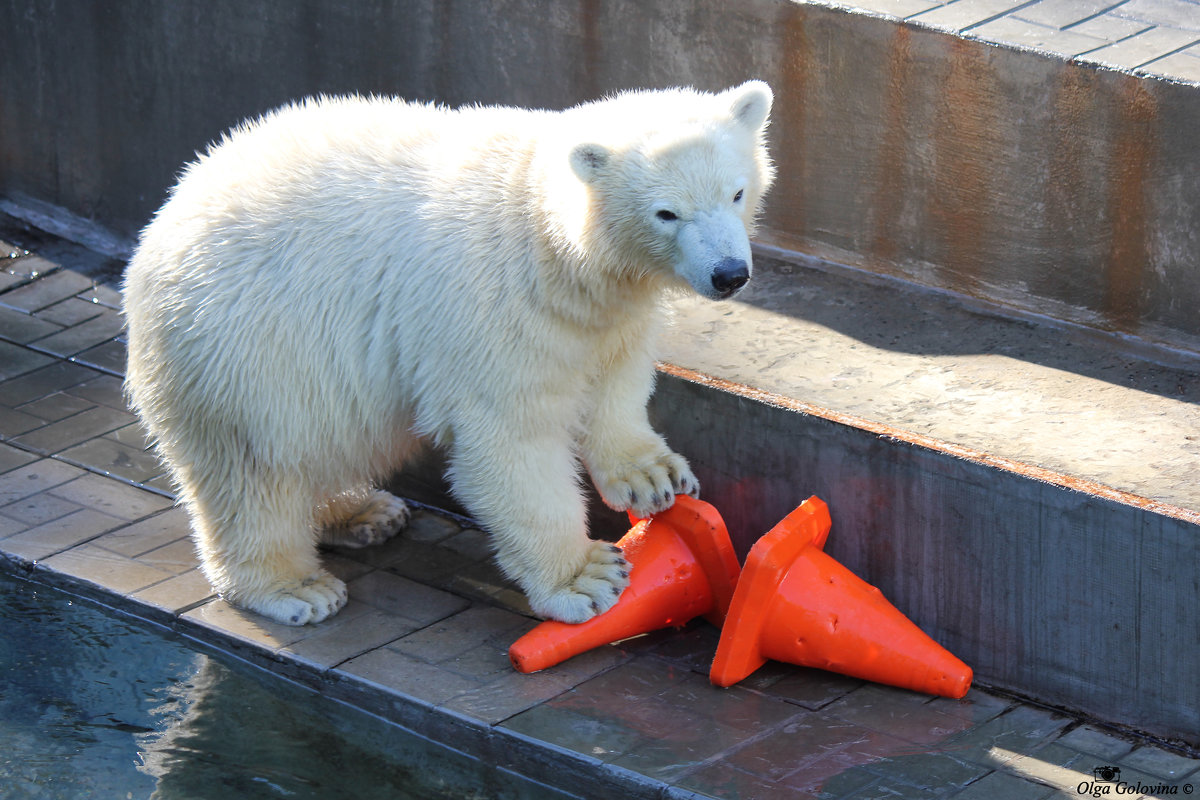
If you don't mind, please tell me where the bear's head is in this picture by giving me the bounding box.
[567,81,774,301]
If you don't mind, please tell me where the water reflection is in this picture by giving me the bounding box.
[133,657,477,800]
[0,573,531,800]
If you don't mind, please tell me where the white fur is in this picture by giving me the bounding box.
[123,82,774,625]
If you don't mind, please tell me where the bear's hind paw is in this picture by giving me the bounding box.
[320,490,411,549]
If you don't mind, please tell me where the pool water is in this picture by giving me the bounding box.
[0,571,555,800]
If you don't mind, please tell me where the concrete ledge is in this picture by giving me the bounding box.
[665,246,1200,515]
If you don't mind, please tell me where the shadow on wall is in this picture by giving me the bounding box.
[729,250,1200,405]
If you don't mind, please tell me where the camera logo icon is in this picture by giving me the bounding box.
[1093,766,1121,783]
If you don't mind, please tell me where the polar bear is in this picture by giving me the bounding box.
[123,81,774,626]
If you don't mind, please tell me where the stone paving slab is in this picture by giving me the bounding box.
[828,0,1200,83]
[2,242,1199,798]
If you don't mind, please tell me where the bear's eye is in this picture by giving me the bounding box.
[733,189,744,203]
[655,209,678,222]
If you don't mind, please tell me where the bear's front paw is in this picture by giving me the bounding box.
[529,541,631,624]
[237,570,348,626]
[595,450,700,519]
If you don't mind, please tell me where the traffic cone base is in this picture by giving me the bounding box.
[509,495,740,674]
[710,496,973,699]
[709,496,833,688]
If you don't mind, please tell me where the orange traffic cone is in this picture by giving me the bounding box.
[709,496,973,699]
[509,495,740,673]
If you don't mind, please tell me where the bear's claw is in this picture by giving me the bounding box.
[594,448,700,519]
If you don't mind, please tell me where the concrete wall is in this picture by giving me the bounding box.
[3,0,1200,351]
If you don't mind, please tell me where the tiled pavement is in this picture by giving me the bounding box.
[829,0,1200,83]
[1,236,1198,799]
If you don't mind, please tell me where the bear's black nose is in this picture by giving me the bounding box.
[711,258,750,298]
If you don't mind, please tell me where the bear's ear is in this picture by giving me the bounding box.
[726,80,773,132]
[569,143,611,184]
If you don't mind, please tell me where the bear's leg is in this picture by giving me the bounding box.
[316,488,411,549]
[447,431,630,624]
[185,474,347,626]
[582,354,701,519]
